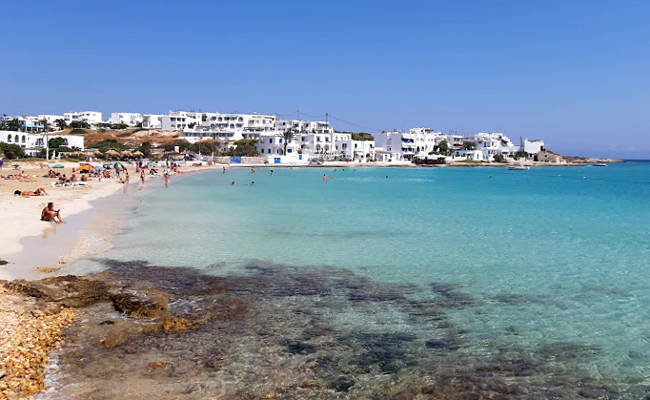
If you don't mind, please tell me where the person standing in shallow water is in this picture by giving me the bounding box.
[323,174,327,182]
[140,169,145,190]
[164,170,169,189]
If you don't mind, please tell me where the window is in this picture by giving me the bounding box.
[269,139,273,143]
[279,139,283,143]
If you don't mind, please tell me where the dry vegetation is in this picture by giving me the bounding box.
[64,128,185,149]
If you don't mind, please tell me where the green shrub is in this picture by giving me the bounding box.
[0,143,26,159]
[70,128,87,135]
[70,121,90,129]
[351,133,374,141]
[493,154,506,163]
[95,139,127,152]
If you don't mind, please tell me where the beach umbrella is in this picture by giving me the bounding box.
[104,150,120,159]
[131,150,144,157]
[120,150,132,158]
[95,166,105,171]
[52,164,64,168]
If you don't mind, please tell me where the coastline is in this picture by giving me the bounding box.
[0,161,227,281]
[0,161,645,399]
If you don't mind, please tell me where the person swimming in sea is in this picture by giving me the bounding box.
[231,181,236,186]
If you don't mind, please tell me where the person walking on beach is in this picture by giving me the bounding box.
[140,169,146,190]
[41,202,63,224]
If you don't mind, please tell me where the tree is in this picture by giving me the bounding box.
[48,137,67,149]
[351,132,374,141]
[55,119,67,130]
[431,140,452,156]
[70,121,90,129]
[135,141,153,158]
[0,118,22,131]
[0,143,25,159]
[282,130,294,155]
[227,139,259,157]
[95,139,127,153]
[493,153,506,163]
[462,141,477,150]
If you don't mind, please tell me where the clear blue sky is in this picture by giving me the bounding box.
[2,1,649,158]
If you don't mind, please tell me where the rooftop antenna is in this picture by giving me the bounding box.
[296,108,300,121]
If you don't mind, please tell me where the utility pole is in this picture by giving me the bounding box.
[325,113,328,134]
[297,108,300,121]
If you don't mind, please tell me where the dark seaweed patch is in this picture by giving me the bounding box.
[32,260,631,400]
[430,282,476,307]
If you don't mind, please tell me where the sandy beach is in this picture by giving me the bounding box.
[0,159,231,399]
[0,161,227,277]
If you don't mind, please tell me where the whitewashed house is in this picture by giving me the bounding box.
[142,114,165,129]
[373,131,408,162]
[109,113,143,126]
[0,131,84,156]
[161,111,203,131]
[63,111,103,126]
[521,139,545,156]
[37,115,65,130]
[182,113,277,144]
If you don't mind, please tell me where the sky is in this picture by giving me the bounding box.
[1,1,649,158]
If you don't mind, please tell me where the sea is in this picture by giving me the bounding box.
[55,162,650,399]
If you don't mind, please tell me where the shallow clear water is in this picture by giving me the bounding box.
[70,163,650,397]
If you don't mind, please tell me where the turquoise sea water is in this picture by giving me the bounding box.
[72,162,650,397]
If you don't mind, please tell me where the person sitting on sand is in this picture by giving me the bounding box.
[41,202,63,224]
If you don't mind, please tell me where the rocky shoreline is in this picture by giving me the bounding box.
[1,260,641,399]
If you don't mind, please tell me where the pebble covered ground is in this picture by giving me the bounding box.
[0,298,75,399]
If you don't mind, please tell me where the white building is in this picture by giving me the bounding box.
[521,139,545,156]
[373,131,410,162]
[37,115,65,130]
[0,131,84,156]
[255,129,375,163]
[63,111,103,126]
[161,111,203,131]
[276,119,333,134]
[109,113,143,127]
[374,129,519,162]
[183,113,277,143]
[142,114,165,129]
